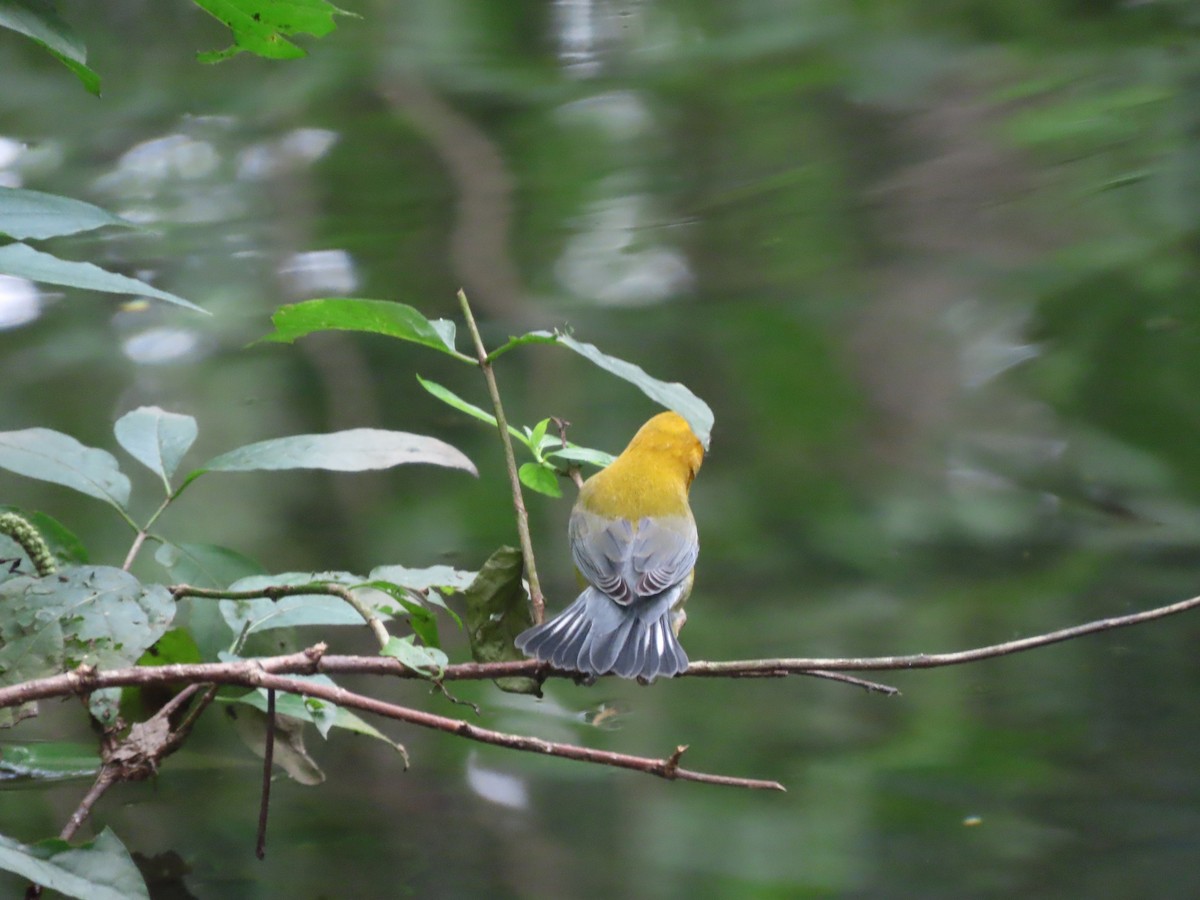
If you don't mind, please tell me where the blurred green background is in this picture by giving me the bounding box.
[4,0,1200,897]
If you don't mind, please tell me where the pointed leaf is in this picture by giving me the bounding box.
[358,581,440,647]
[193,0,351,64]
[196,428,476,476]
[416,376,528,444]
[233,678,406,756]
[366,564,476,593]
[545,445,616,467]
[0,0,100,94]
[113,406,198,487]
[219,575,369,636]
[259,298,473,361]
[226,704,324,785]
[519,462,562,498]
[382,635,448,675]
[366,564,474,629]
[154,541,263,590]
[528,418,551,458]
[543,331,714,448]
[0,243,206,313]
[0,429,130,509]
[0,828,148,900]
[0,187,129,240]
[464,546,538,694]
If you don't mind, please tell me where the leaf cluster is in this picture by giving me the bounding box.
[0,292,714,897]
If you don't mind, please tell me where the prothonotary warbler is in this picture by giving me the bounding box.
[516,411,704,680]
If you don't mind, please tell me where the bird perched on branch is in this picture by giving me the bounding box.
[515,411,704,681]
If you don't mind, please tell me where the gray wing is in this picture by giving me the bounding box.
[569,508,698,609]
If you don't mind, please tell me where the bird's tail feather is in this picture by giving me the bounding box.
[515,589,688,681]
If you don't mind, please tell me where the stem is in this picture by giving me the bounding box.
[256,688,275,860]
[456,289,545,623]
[175,582,391,650]
[122,495,173,572]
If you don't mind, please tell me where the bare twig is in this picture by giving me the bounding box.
[58,768,119,843]
[793,670,899,694]
[244,671,784,791]
[682,591,1200,675]
[256,689,276,860]
[551,417,585,490]
[27,682,218,896]
[457,288,546,623]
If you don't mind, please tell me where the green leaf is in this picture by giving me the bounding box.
[528,418,551,459]
[161,549,266,661]
[415,376,528,445]
[463,547,538,694]
[0,0,100,94]
[221,592,360,636]
[0,741,99,783]
[119,629,204,722]
[0,566,175,726]
[0,828,148,900]
[0,187,129,240]
[0,506,89,567]
[366,564,475,629]
[259,298,473,361]
[0,622,61,728]
[381,635,448,675]
[485,330,559,362]
[0,243,206,313]
[194,428,477,477]
[366,564,476,593]
[233,678,406,757]
[192,0,351,63]
[357,581,440,647]
[545,445,616,468]
[0,429,130,510]
[219,579,369,637]
[519,462,562,498]
[154,541,264,590]
[543,331,714,448]
[226,703,324,785]
[113,406,198,490]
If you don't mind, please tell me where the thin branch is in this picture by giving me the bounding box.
[0,648,778,791]
[793,670,899,694]
[173,581,391,651]
[32,681,218,900]
[457,288,545,623]
[58,768,119,843]
[5,589,1200,713]
[682,591,1200,675]
[244,671,784,791]
[256,689,276,860]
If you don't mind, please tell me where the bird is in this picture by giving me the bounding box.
[515,411,704,681]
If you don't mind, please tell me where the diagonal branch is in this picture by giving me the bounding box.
[457,289,546,624]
